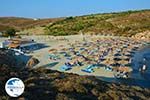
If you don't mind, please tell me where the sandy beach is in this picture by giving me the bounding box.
[8,35,146,83]
[21,35,118,78]
[1,35,149,86]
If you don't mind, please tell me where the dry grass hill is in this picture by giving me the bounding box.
[0,17,63,32]
[45,9,150,36]
[0,9,150,37]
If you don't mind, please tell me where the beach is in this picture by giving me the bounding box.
[17,35,148,84]
[1,35,150,87]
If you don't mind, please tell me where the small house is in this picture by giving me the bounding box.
[2,38,39,53]
[8,38,37,48]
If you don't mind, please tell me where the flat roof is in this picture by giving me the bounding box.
[8,38,36,48]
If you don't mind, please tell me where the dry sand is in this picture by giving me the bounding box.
[1,35,147,81]
[21,35,116,79]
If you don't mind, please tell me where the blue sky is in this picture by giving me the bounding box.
[0,0,150,18]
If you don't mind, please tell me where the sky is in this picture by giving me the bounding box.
[0,0,150,18]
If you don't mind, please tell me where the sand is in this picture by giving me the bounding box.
[19,35,116,79]
[1,35,148,82]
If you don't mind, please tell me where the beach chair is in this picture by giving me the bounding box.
[66,57,72,60]
[81,68,94,73]
[81,65,95,73]
[104,66,113,71]
[87,65,92,69]
[60,65,71,71]
[76,61,83,66]
[64,53,71,57]
[49,54,60,60]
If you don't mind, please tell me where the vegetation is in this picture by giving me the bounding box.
[0,17,63,32]
[45,9,150,36]
[2,28,16,37]
[0,49,150,100]
[0,10,149,36]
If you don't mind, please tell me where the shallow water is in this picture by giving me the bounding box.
[117,46,150,88]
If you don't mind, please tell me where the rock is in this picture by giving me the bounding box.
[26,57,39,69]
[0,49,16,67]
[132,31,150,42]
[18,97,26,100]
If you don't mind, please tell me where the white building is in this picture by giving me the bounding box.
[1,38,38,53]
[0,40,10,48]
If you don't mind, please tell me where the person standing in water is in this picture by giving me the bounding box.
[139,58,147,72]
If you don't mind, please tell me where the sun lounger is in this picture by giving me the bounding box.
[76,61,83,66]
[60,65,72,71]
[81,68,94,73]
[104,67,113,71]
[64,53,71,57]
[114,72,128,79]
[66,57,72,60]
[59,51,66,54]
[80,48,85,50]
[81,64,97,73]
[49,54,60,60]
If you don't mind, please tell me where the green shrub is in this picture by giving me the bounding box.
[2,28,16,37]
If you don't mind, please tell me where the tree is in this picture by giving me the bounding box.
[4,28,16,37]
[65,16,74,20]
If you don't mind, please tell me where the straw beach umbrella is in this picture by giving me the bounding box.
[49,48,58,53]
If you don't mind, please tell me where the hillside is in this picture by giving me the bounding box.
[45,9,150,36]
[0,17,63,32]
[0,10,150,36]
[0,49,150,100]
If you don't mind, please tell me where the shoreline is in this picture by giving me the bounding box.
[1,35,150,87]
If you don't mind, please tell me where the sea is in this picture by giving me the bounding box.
[118,45,150,88]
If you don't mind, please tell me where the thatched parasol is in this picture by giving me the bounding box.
[59,45,64,47]
[118,59,129,66]
[49,48,58,54]
[8,43,19,48]
[114,53,122,57]
[121,55,130,61]
[113,57,122,61]
[114,66,133,73]
[101,58,113,66]
[61,48,68,51]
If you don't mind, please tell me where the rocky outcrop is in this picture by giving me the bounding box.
[0,49,150,100]
[0,65,150,100]
[132,31,150,42]
[0,48,16,67]
[26,57,39,69]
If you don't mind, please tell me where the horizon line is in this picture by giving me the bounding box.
[0,9,149,19]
